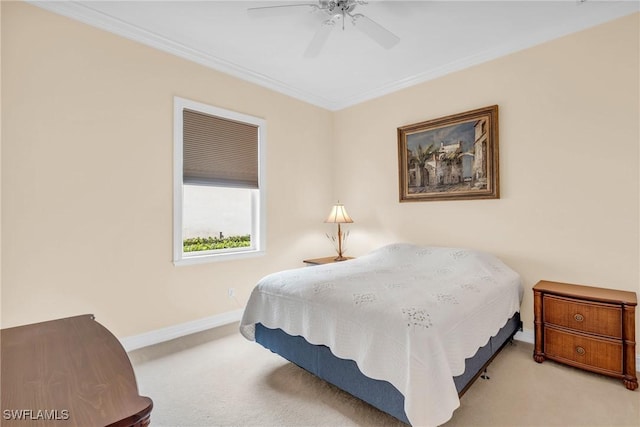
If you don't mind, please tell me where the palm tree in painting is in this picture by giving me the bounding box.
[410,143,438,188]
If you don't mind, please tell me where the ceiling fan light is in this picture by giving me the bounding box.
[248,0,400,57]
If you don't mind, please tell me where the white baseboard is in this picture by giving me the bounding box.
[120,309,244,352]
[513,327,535,344]
[514,327,640,373]
[122,317,640,373]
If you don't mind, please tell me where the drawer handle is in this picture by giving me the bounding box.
[574,313,584,322]
[576,346,586,355]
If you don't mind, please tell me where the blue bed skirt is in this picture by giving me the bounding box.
[255,313,521,425]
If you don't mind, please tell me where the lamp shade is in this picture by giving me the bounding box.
[325,202,353,224]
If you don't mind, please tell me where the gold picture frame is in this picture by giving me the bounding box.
[397,105,499,202]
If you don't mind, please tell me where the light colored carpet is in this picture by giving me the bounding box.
[128,323,639,427]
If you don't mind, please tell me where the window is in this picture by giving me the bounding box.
[173,97,266,265]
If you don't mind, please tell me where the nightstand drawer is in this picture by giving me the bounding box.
[544,326,623,374]
[543,295,622,338]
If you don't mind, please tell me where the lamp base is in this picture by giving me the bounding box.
[334,255,349,261]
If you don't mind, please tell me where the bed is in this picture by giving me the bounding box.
[240,243,523,426]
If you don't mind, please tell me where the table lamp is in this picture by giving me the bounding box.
[325,201,353,261]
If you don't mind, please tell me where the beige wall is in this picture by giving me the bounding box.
[1,2,333,336]
[1,1,638,350]
[334,13,640,341]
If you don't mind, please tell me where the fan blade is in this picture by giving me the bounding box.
[247,4,318,18]
[351,13,399,49]
[304,19,335,58]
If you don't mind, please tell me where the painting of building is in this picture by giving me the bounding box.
[400,105,498,201]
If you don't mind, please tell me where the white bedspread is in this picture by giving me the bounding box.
[240,243,523,426]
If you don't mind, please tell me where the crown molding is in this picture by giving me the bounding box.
[28,1,639,112]
[332,2,640,110]
[28,1,340,110]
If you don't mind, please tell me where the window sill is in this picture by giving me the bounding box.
[174,249,265,266]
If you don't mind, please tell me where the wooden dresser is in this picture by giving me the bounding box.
[1,314,153,426]
[533,280,637,390]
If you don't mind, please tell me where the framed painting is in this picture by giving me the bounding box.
[397,105,499,202]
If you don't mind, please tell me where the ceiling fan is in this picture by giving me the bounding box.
[248,1,400,57]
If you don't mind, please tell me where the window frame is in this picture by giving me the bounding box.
[173,97,266,265]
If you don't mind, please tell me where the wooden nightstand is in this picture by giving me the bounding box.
[303,256,354,266]
[533,280,637,390]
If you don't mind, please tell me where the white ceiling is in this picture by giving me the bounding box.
[31,1,639,111]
